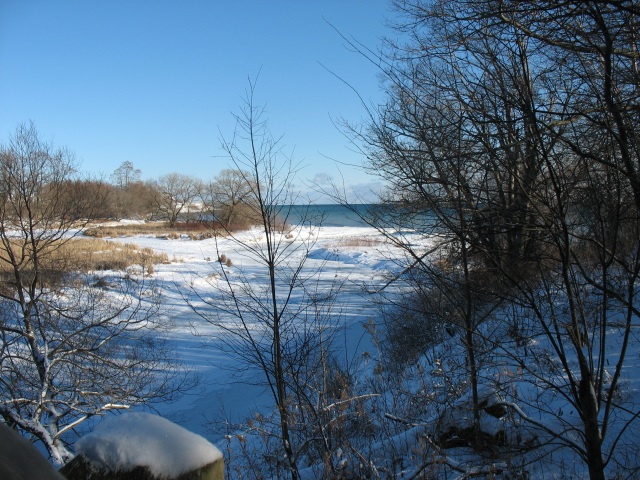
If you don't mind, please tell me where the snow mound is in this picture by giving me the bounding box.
[75,412,222,478]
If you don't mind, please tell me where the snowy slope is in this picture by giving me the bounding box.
[85,223,639,479]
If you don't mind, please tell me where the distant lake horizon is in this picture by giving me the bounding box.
[188,203,433,229]
[279,203,379,228]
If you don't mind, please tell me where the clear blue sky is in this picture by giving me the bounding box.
[0,1,394,202]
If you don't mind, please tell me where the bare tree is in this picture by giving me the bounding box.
[108,161,151,219]
[0,123,188,465]
[348,0,552,452]
[189,81,352,479]
[475,4,640,478]
[201,168,260,229]
[110,161,141,190]
[149,173,201,227]
[494,1,640,212]
[345,1,640,478]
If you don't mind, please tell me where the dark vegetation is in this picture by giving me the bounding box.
[337,1,640,478]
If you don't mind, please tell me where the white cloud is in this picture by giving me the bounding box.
[311,172,333,185]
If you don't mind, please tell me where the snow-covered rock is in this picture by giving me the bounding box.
[61,412,223,480]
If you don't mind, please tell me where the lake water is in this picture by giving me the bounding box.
[280,203,438,229]
[192,203,434,229]
[279,204,378,227]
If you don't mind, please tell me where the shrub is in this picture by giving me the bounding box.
[380,272,447,369]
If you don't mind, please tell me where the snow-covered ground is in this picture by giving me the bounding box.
[87,223,640,479]
[103,225,414,440]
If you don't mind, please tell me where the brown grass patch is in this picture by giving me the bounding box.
[336,236,387,248]
[84,222,170,238]
[0,238,169,284]
[60,239,169,272]
[84,221,224,240]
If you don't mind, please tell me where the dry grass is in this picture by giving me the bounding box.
[0,238,169,280]
[84,221,223,240]
[61,238,169,272]
[336,236,387,248]
[84,222,172,238]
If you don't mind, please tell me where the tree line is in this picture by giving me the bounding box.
[73,160,262,229]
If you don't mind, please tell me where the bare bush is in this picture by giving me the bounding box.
[188,81,355,479]
[0,123,190,465]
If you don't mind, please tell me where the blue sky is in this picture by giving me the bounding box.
[0,1,394,202]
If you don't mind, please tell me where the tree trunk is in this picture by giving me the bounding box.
[580,376,606,480]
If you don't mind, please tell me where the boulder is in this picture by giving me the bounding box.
[61,454,223,480]
[60,412,223,480]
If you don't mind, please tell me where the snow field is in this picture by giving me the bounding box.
[103,225,412,438]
